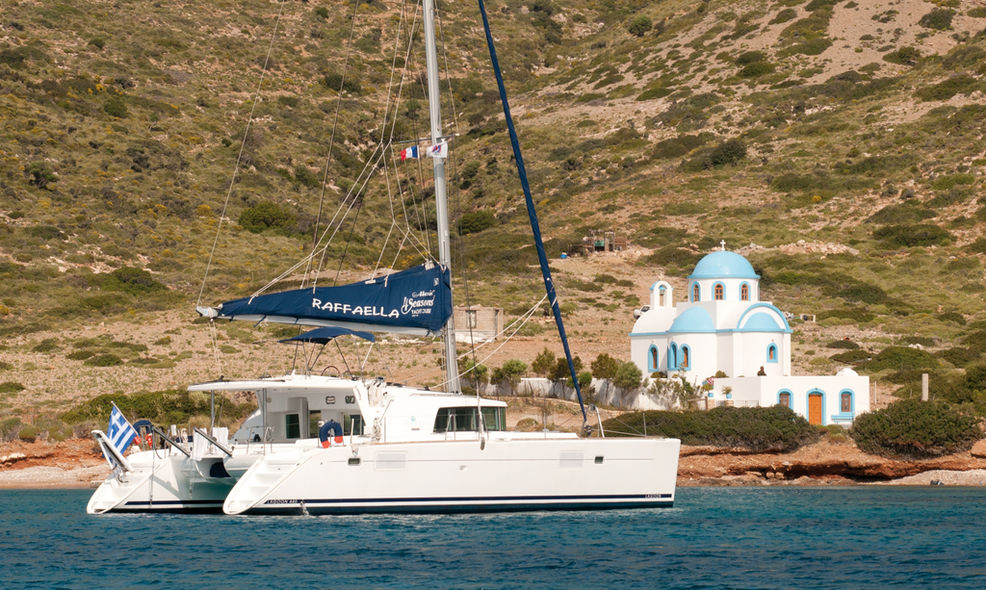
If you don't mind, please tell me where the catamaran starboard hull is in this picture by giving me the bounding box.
[223,437,680,515]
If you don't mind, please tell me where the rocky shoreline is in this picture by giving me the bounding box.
[5,437,986,490]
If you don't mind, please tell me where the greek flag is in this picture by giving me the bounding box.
[107,403,137,457]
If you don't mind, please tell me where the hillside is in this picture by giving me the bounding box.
[2,0,986,430]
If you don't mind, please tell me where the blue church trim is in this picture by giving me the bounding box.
[831,389,855,424]
[736,303,792,332]
[648,345,660,372]
[766,344,778,363]
[777,389,793,409]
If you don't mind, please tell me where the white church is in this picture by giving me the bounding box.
[629,247,870,425]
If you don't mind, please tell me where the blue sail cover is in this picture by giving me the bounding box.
[210,263,451,336]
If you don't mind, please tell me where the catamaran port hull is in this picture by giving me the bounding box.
[86,452,236,514]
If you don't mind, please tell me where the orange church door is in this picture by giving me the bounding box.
[808,393,823,425]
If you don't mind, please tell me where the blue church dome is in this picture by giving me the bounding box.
[689,251,759,279]
[668,307,716,333]
[739,312,782,332]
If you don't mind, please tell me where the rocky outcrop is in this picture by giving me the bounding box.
[678,438,986,485]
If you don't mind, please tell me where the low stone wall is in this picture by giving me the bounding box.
[487,378,674,411]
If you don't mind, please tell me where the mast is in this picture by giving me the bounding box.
[423,0,460,393]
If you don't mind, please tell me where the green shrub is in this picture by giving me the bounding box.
[873,224,953,247]
[684,138,746,170]
[26,163,57,189]
[32,338,60,353]
[62,390,254,427]
[931,173,975,191]
[103,96,128,118]
[883,47,921,66]
[736,51,767,66]
[612,361,643,390]
[591,353,620,380]
[851,399,978,459]
[0,381,25,393]
[238,201,296,234]
[739,61,775,78]
[653,134,707,159]
[17,425,38,443]
[826,339,860,350]
[860,346,938,373]
[102,267,165,295]
[458,210,497,235]
[604,405,820,452]
[84,353,124,367]
[1,417,24,442]
[940,347,980,367]
[830,350,869,364]
[938,311,966,325]
[915,75,979,101]
[866,203,935,225]
[627,16,652,37]
[322,71,361,94]
[918,8,955,30]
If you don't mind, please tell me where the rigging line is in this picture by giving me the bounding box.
[196,0,287,307]
[250,147,386,299]
[478,0,587,425]
[208,320,224,379]
[332,191,365,284]
[438,295,547,386]
[307,0,363,288]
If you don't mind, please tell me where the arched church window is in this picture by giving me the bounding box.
[649,346,659,372]
[714,283,724,300]
[669,343,678,370]
[692,283,700,301]
[777,390,792,409]
[767,344,778,363]
[741,283,750,301]
[658,286,666,306]
[681,345,690,370]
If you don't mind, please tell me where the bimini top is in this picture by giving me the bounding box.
[688,251,759,280]
[279,326,375,344]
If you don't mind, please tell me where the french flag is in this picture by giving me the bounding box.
[400,145,419,160]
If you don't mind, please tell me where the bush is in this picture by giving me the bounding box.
[103,96,128,118]
[873,224,953,247]
[653,134,707,159]
[1,417,24,442]
[860,346,938,373]
[0,381,25,393]
[26,163,57,189]
[239,201,296,234]
[627,16,652,37]
[531,348,556,379]
[883,46,921,66]
[915,75,979,101]
[918,8,955,30]
[62,390,254,427]
[851,400,979,459]
[458,210,496,235]
[739,61,775,78]
[612,361,643,391]
[103,267,165,295]
[84,353,124,367]
[603,405,820,452]
[591,353,620,380]
[17,425,38,443]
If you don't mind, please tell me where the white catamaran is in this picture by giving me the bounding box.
[88,0,679,515]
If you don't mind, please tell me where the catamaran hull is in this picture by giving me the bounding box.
[86,452,235,514]
[224,437,680,515]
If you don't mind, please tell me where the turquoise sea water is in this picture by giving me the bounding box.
[2,487,985,589]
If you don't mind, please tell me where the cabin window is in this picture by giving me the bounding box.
[692,283,700,301]
[285,414,300,439]
[481,407,506,431]
[435,407,505,432]
[740,283,750,301]
[714,283,724,300]
[308,411,321,438]
[343,414,364,436]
